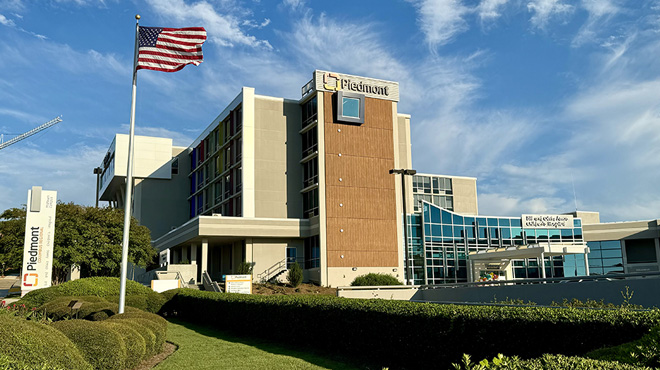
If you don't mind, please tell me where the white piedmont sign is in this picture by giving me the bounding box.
[21,186,57,297]
[522,214,573,229]
[225,274,252,294]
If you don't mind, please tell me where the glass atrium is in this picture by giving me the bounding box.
[407,202,589,285]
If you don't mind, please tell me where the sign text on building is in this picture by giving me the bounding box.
[313,70,399,102]
[521,214,574,229]
[225,274,252,294]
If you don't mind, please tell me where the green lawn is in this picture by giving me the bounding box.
[157,320,361,370]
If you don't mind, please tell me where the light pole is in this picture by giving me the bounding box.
[390,168,416,285]
[93,167,103,208]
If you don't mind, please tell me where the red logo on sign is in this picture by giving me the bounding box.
[23,273,38,287]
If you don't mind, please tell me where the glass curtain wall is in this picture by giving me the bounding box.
[417,202,585,284]
[189,106,243,218]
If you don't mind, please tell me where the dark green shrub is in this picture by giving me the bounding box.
[99,321,146,369]
[107,292,167,313]
[118,320,157,356]
[39,296,141,321]
[453,353,650,369]
[587,326,660,367]
[52,320,126,370]
[19,277,162,312]
[0,315,91,370]
[0,353,68,370]
[350,273,402,286]
[236,261,254,274]
[287,262,303,287]
[109,313,167,354]
[161,289,660,369]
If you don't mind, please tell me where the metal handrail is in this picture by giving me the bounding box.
[156,270,188,289]
[257,258,287,283]
[202,270,221,292]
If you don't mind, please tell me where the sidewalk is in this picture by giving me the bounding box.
[0,275,20,299]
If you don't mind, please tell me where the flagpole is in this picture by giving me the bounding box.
[119,14,141,314]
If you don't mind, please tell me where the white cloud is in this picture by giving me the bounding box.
[0,13,15,26]
[478,0,509,24]
[281,0,305,11]
[409,0,471,49]
[145,0,272,49]
[0,143,107,212]
[527,0,574,29]
[0,0,24,12]
[572,0,621,47]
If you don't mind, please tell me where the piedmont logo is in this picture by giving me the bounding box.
[322,72,390,96]
[23,273,38,287]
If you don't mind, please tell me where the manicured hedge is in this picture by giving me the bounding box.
[100,321,146,369]
[19,277,164,313]
[52,320,126,370]
[39,295,142,321]
[0,315,91,370]
[161,289,660,369]
[109,312,167,354]
[351,273,402,286]
[587,326,660,367]
[455,353,652,369]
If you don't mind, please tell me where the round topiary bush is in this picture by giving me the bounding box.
[52,320,127,370]
[99,321,146,369]
[19,277,162,312]
[0,315,91,370]
[350,273,403,286]
[109,313,167,354]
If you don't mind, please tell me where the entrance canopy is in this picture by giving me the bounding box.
[469,243,589,262]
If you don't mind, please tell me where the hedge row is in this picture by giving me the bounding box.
[0,315,91,370]
[38,296,141,321]
[454,353,652,370]
[161,289,660,369]
[18,277,166,313]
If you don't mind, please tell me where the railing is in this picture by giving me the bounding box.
[257,258,287,283]
[202,270,221,292]
[156,270,188,289]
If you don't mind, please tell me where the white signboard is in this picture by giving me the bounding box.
[225,274,252,294]
[522,214,574,229]
[313,70,400,102]
[21,187,57,297]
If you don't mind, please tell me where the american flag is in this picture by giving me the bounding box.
[137,26,207,72]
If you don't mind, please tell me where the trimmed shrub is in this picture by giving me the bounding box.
[287,262,303,287]
[109,313,167,354]
[0,315,91,370]
[39,296,141,321]
[52,320,126,370]
[19,277,164,312]
[454,353,650,370]
[161,289,660,369]
[587,326,660,367]
[99,321,146,369]
[350,273,402,286]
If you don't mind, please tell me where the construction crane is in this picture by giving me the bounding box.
[0,116,62,151]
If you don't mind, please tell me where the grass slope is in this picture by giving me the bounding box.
[159,320,359,370]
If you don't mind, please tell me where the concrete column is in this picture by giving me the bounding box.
[540,253,546,279]
[584,250,590,276]
[201,239,209,275]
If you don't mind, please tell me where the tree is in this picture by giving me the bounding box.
[0,203,156,284]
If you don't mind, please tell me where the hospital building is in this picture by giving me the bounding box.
[97,70,660,288]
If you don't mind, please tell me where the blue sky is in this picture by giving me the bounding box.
[1,0,659,223]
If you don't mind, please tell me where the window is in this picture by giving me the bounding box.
[336,91,364,124]
[302,159,318,188]
[287,247,297,269]
[303,188,318,217]
[171,157,179,175]
[301,95,318,128]
[302,127,318,157]
[625,239,657,264]
[304,236,320,269]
